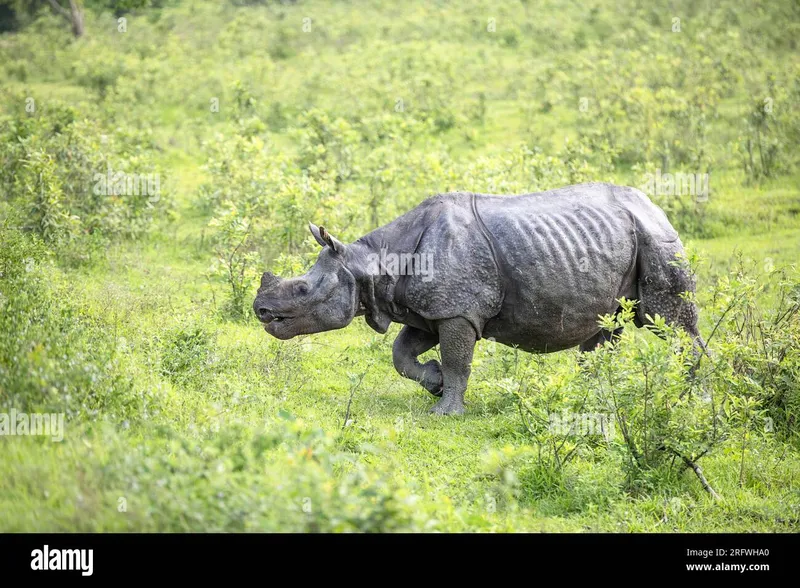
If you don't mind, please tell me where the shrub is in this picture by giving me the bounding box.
[512,262,800,499]
[0,97,169,247]
[0,224,145,423]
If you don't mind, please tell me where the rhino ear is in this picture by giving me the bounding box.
[309,222,345,254]
[309,222,328,248]
[320,226,345,254]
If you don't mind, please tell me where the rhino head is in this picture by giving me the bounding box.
[253,223,365,340]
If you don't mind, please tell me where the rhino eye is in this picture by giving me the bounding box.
[296,283,309,296]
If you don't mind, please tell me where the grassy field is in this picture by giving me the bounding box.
[0,0,798,532]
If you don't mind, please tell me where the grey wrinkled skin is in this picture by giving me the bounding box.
[253,182,706,416]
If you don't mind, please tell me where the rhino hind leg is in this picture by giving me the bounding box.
[636,241,707,368]
[392,325,443,396]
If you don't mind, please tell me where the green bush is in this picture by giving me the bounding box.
[511,261,800,499]
[0,97,169,247]
[0,225,147,423]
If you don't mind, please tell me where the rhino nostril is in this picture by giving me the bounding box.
[257,306,270,320]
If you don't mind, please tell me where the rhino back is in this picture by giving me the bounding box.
[477,183,638,292]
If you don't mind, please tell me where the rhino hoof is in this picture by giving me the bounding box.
[429,399,465,416]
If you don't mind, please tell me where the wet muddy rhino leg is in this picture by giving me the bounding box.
[429,317,476,416]
[392,325,443,396]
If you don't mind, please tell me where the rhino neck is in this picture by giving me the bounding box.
[345,239,407,334]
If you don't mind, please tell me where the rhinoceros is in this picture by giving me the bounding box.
[253,182,705,415]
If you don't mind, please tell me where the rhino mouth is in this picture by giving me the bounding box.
[263,315,292,324]
[256,309,294,325]
[262,315,296,338]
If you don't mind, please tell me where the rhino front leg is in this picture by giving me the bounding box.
[429,317,476,416]
[392,325,443,396]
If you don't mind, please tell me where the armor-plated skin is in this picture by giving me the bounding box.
[253,182,705,415]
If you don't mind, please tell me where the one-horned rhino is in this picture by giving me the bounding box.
[253,182,706,415]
